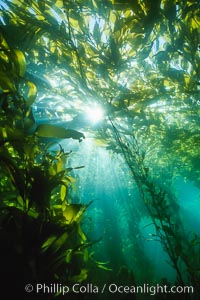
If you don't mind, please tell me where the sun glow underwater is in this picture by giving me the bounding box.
[86,105,104,124]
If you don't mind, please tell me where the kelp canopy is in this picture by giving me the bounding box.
[1,0,199,184]
[0,0,200,298]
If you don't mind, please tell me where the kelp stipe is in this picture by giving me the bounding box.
[107,116,200,288]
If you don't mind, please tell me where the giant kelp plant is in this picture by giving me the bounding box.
[0,0,200,299]
[108,116,200,286]
[0,32,105,299]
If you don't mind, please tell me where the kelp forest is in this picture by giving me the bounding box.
[0,0,200,299]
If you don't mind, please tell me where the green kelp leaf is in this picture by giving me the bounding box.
[66,249,73,263]
[109,10,117,24]
[0,71,16,92]
[0,33,9,49]
[35,124,85,141]
[13,49,26,77]
[90,253,112,270]
[24,140,39,162]
[52,155,66,174]
[41,236,57,251]
[63,204,83,224]
[60,184,67,202]
[44,232,69,255]
[77,224,87,242]
[71,269,88,283]
[65,129,84,141]
[26,81,37,106]
[7,49,26,77]
[97,264,112,271]
[55,0,63,9]
[92,259,110,266]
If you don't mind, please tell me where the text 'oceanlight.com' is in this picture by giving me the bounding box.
[25,283,194,296]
